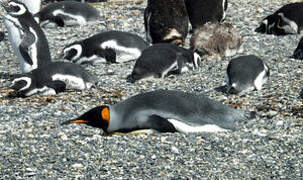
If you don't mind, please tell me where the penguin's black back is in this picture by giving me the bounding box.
[227,55,265,84]
[36,1,100,22]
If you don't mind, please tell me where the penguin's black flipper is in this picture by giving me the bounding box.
[19,31,36,65]
[46,80,66,94]
[145,114,177,133]
[95,48,116,63]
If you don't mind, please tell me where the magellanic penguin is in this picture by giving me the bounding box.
[225,55,270,94]
[62,31,150,65]
[291,36,303,60]
[190,22,242,58]
[34,1,101,27]
[62,89,256,135]
[144,0,189,46]
[126,43,201,83]
[185,0,228,31]
[10,62,97,97]
[1,0,51,73]
[255,2,303,35]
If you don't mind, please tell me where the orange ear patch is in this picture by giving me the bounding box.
[101,107,110,124]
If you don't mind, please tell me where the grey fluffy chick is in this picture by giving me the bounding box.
[190,22,242,58]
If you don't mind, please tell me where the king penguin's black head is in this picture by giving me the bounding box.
[62,105,110,133]
[1,0,29,17]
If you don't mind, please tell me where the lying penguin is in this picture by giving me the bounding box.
[126,43,200,83]
[144,0,189,45]
[1,0,51,73]
[62,31,149,64]
[255,2,303,35]
[62,89,255,135]
[10,62,97,97]
[185,0,228,31]
[225,55,270,94]
[34,1,101,27]
[190,22,242,58]
[291,37,303,60]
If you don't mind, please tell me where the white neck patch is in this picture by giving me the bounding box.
[8,2,27,16]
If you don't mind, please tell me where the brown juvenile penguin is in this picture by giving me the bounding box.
[190,22,242,58]
[144,0,189,46]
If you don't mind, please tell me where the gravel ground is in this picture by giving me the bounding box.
[0,0,302,179]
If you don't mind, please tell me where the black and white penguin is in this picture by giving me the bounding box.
[144,0,189,46]
[291,37,303,60]
[190,22,242,58]
[62,31,149,64]
[34,1,101,27]
[255,2,303,35]
[0,31,4,42]
[126,43,200,83]
[10,62,97,97]
[226,55,270,94]
[62,89,255,134]
[184,0,228,31]
[1,0,51,73]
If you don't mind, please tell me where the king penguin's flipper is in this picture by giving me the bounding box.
[145,114,177,133]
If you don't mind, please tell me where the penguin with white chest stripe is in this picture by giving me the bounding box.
[126,43,200,83]
[62,89,256,135]
[184,0,228,31]
[10,62,97,97]
[34,1,101,27]
[225,55,270,94]
[62,31,149,64]
[255,2,303,35]
[144,0,189,46]
[2,0,51,73]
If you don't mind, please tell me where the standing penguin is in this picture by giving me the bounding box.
[2,0,51,73]
[144,0,189,46]
[291,37,303,59]
[10,62,97,97]
[62,89,255,134]
[127,43,200,83]
[185,0,228,31]
[226,55,270,94]
[255,2,303,35]
[62,31,149,64]
[34,1,101,27]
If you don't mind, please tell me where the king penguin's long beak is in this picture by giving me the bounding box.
[61,119,88,125]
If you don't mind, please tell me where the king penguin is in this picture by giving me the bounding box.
[126,43,200,83]
[2,0,51,73]
[255,2,303,35]
[144,0,189,46]
[10,61,97,97]
[62,30,149,64]
[34,1,101,27]
[185,0,228,31]
[62,89,255,135]
[225,55,270,94]
[291,36,303,60]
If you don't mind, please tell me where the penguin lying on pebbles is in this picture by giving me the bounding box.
[34,1,101,27]
[190,22,242,58]
[62,89,255,134]
[144,0,189,45]
[225,55,270,94]
[62,31,149,64]
[185,0,228,31]
[1,0,51,73]
[10,62,97,97]
[291,37,303,59]
[255,2,303,35]
[126,43,200,83]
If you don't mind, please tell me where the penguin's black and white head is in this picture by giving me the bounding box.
[62,43,83,62]
[10,76,35,97]
[1,0,28,17]
[255,15,286,35]
[62,105,110,133]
